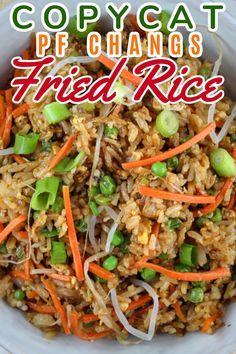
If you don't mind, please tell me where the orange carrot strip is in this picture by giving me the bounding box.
[127,294,152,312]
[10,270,30,281]
[122,122,216,169]
[2,89,13,147]
[26,290,38,299]
[129,14,146,36]
[0,95,5,136]
[88,262,115,281]
[138,185,216,204]
[12,103,29,118]
[17,231,28,239]
[97,54,142,87]
[71,312,112,340]
[63,186,84,281]
[202,311,223,333]
[0,223,4,232]
[232,147,236,160]
[215,120,224,128]
[193,178,234,217]
[82,314,100,324]
[12,154,27,164]
[48,273,72,282]
[227,193,235,210]
[172,301,187,322]
[28,302,56,315]
[48,134,76,171]
[22,50,30,60]
[152,222,160,237]
[0,215,26,245]
[41,277,70,335]
[135,262,230,281]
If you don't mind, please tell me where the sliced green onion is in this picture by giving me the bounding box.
[74,219,87,233]
[210,148,236,177]
[33,211,40,221]
[166,156,179,170]
[89,185,100,198]
[41,140,52,152]
[211,208,222,223]
[158,252,168,260]
[51,196,64,213]
[99,176,116,196]
[94,194,111,206]
[81,102,95,112]
[43,102,71,124]
[13,133,39,155]
[174,264,192,272]
[95,275,107,283]
[179,243,198,267]
[67,15,97,38]
[51,241,67,264]
[40,227,59,238]
[0,241,7,254]
[111,230,124,246]
[104,125,119,139]
[199,68,211,80]
[195,216,208,228]
[151,161,167,177]
[54,151,85,172]
[31,177,60,211]
[15,245,25,260]
[89,201,99,216]
[140,268,156,281]
[160,10,171,35]
[113,81,132,104]
[156,111,179,138]
[167,218,182,230]
[14,289,25,301]
[188,287,204,303]
[230,134,236,142]
[182,135,192,143]
[102,255,118,271]
[119,236,130,254]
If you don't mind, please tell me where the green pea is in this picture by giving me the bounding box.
[74,219,87,233]
[156,110,179,138]
[174,264,192,272]
[102,256,118,271]
[230,134,236,142]
[166,156,179,170]
[104,125,119,139]
[211,208,222,223]
[188,287,204,303]
[210,148,236,177]
[195,216,208,228]
[111,230,125,246]
[94,194,112,206]
[167,218,182,230]
[151,162,167,177]
[14,289,25,301]
[140,176,149,185]
[199,68,211,80]
[99,176,116,196]
[140,268,156,281]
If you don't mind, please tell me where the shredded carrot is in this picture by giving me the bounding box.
[138,185,216,204]
[17,231,28,239]
[201,311,223,333]
[10,270,30,281]
[129,14,146,36]
[193,178,234,217]
[12,154,27,164]
[2,89,13,147]
[227,193,235,210]
[0,223,4,232]
[12,103,29,118]
[135,261,230,281]
[0,215,26,245]
[71,311,112,340]
[63,186,84,281]
[215,120,224,128]
[48,134,76,171]
[48,273,72,282]
[172,301,187,322]
[88,262,115,281]
[26,290,38,299]
[22,50,30,60]
[122,122,216,169]
[232,147,236,160]
[97,54,142,87]
[127,294,152,312]
[151,222,160,237]
[82,314,100,324]
[28,302,56,315]
[41,277,70,335]
[0,95,5,136]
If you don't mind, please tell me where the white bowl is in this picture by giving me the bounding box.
[0,1,235,353]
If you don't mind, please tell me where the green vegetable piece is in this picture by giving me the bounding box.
[102,255,118,271]
[15,245,25,259]
[158,252,169,260]
[89,185,100,198]
[113,81,132,104]
[111,230,124,246]
[54,151,85,172]
[182,135,192,143]
[210,148,236,177]
[188,287,204,303]
[31,177,60,211]
[192,281,205,288]
[95,275,107,283]
[81,102,95,112]
[167,218,182,230]
[156,110,179,138]
[199,68,211,80]
[51,241,67,264]
[89,201,99,216]
[43,102,71,124]
[195,216,208,228]
[51,196,64,213]
[41,140,52,152]
[179,243,198,267]
[40,228,59,238]
[151,161,167,177]
[0,241,7,254]
[230,134,236,142]
[94,194,111,206]
[14,289,25,301]
[174,264,192,272]
[13,133,39,155]
[160,10,171,35]
[211,208,222,223]
[104,125,119,139]
[74,219,87,233]
[207,187,215,196]
[166,156,179,170]
[140,268,156,281]
[67,15,97,38]
[99,176,116,196]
